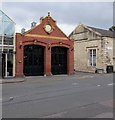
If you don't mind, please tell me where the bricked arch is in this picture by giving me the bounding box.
[22,40,47,48]
[50,42,70,49]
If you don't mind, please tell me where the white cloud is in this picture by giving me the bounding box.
[8,2,112,35]
[3,2,113,31]
[2,0,114,2]
[16,23,76,36]
[16,20,31,33]
[15,25,22,33]
[57,23,76,36]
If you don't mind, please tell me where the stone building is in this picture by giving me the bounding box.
[0,10,15,78]
[16,13,74,76]
[69,24,115,73]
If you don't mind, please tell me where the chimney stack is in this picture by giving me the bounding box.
[40,17,44,24]
[21,28,25,34]
[48,11,50,16]
[31,22,37,28]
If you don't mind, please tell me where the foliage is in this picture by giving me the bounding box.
[109,26,115,31]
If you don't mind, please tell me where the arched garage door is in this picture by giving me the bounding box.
[24,45,44,76]
[51,47,67,75]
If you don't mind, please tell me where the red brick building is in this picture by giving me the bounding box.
[16,13,74,76]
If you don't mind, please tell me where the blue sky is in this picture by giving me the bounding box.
[1,2,113,35]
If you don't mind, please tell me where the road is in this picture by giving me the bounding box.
[2,72,114,118]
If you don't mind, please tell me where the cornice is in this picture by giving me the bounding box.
[25,34,68,40]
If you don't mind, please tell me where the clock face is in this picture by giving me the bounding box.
[45,24,52,32]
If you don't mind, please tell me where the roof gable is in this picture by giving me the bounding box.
[74,24,86,33]
[70,24,114,38]
[87,26,115,38]
[23,14,68,39]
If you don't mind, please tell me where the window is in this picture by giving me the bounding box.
[0,10,15,77]
[0,46,2,52]
[3,21,15,36]
[3,14,11,21]
[7,53,13,76]
[0,10,2,21]
[0,10,15,46]
[0,36,2,45]
[89,49,96,66]
[3,36,13,45]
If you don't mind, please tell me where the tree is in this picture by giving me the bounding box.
[109,26,115,31]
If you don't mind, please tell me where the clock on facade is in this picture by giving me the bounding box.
[45,24,52,33]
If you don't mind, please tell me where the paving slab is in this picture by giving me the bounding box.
[0,77,26,84]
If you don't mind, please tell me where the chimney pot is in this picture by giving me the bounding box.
[48,12,50,16]
[21,28,25,34]
[31,22,37,28]
[40,17,44,23]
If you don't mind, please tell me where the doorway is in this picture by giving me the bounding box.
[24,45,44,76]
[51,47,67,75]
[2,53,13,77]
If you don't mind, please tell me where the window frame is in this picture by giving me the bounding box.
[88,49,97,67]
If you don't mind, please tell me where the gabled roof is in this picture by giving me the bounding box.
[20,13,69,40]
[69,24,115,38]
[87,26,115,38]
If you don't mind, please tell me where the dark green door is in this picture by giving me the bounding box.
[24,45,44,76]
[51,47,67,75]
[106,65,113,73]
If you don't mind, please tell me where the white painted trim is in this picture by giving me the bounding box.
[87,48,97,67]
[5,53,7,77]
[0,9,16,24]
[13,22,16,77]
[13,54,15,77]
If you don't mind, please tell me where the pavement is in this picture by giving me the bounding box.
[0,71,112,84]
[0,71,95,84]
[0,76,26,84]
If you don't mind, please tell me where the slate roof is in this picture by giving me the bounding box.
[87,26,115,38]
[69,24,115,38]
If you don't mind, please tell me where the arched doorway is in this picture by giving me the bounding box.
[24,45,44,76]
[51,47,67,75]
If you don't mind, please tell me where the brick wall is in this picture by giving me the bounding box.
[16,15,74,76]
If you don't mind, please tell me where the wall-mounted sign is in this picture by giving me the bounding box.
[106,47,113,50]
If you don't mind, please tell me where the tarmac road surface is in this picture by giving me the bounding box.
[2,72,114,118]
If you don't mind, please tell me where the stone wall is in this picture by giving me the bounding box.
[71,24,114,73]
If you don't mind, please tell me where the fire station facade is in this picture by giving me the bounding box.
[16,14,74,76]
